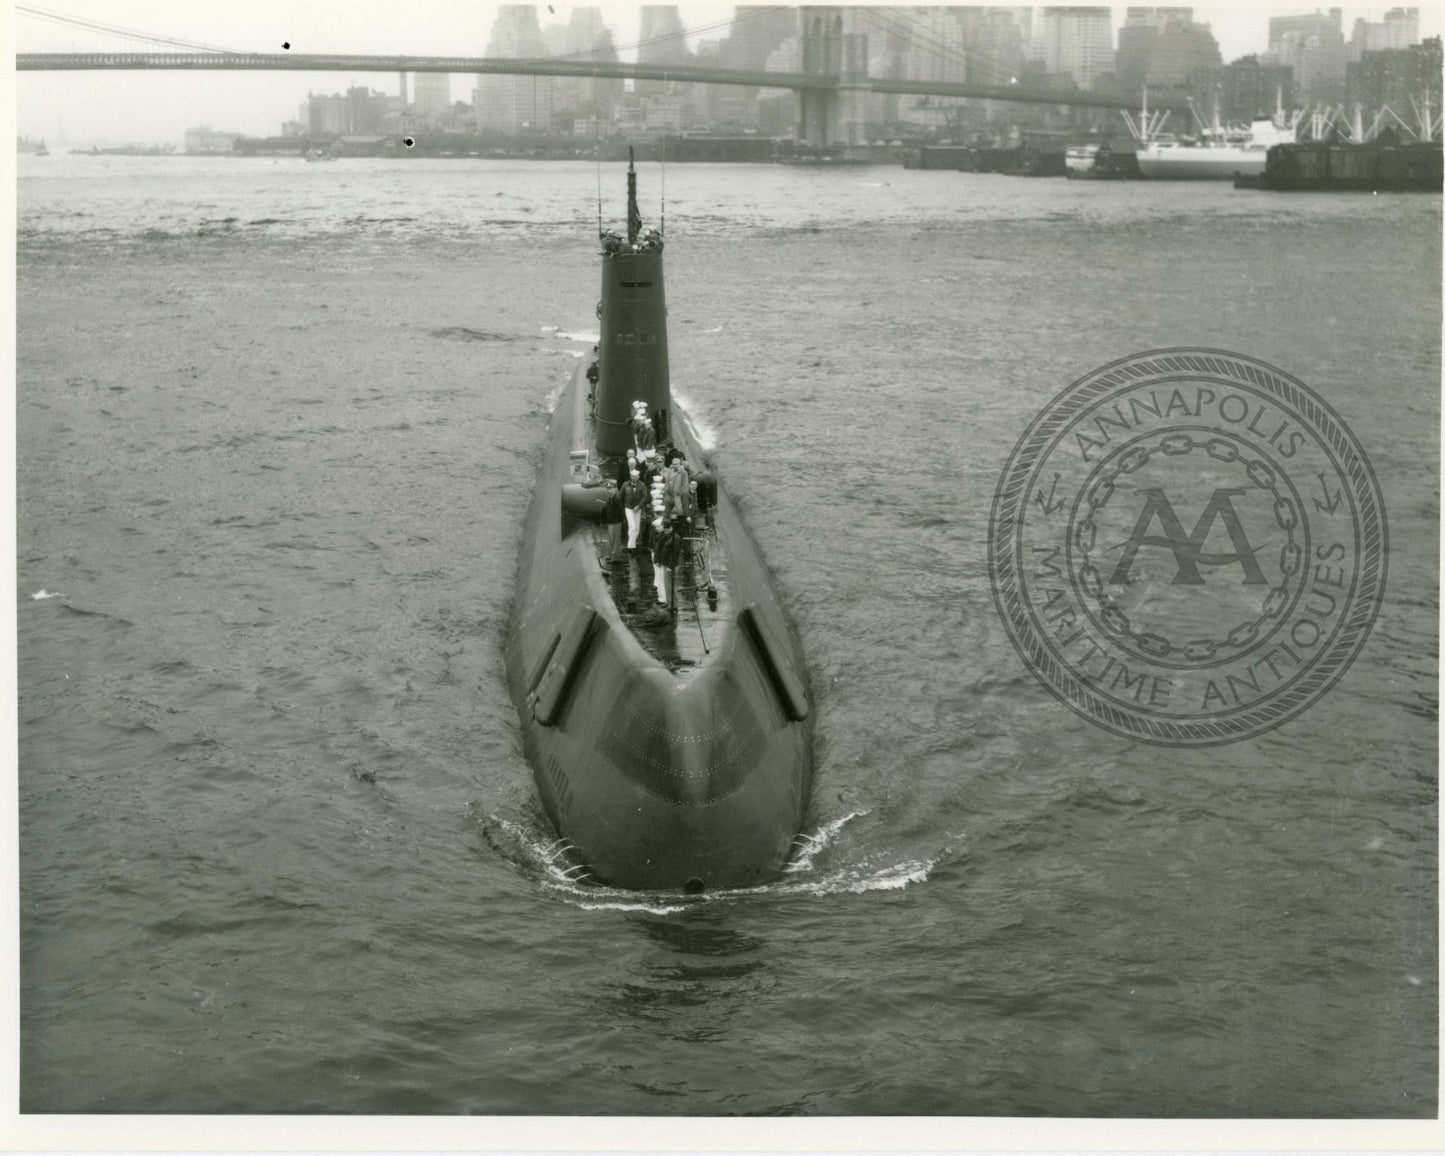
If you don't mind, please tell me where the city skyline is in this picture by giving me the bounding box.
[13,2,1445,143]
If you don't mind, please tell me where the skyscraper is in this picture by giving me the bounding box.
[637,6,691,98]
[1038,7,1114,91]
[1350,7,1421,60]
[547,7,622,116]
[1265,7,1347,104]
[1116,8,1220,92]
[476,5,554,135]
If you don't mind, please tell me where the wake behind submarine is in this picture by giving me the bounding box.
[504,152,814,893]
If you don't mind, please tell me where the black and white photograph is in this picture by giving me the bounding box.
[10,0,1441,1140]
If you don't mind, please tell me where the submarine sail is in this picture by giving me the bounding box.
[504,151,814,892]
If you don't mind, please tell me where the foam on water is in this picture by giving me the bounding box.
[480,810,943,915]
[672,393,719,452]
[539,325,600,345]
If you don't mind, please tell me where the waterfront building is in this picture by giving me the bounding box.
[412,73,452,123]
[345,85,387,135]
[299,89,393,137]
[1037,7,1114,91]
[183,125,242,154]
[1217,54,1295,124]
[303,91,353,136]
[642,94,686,132]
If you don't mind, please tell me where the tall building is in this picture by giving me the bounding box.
[1350,7,1421,60]
[412,73,452,122]
[545,7,622,117]
[303,92,342,136]
[727,5,797,70]
[637,6,691,98]
[1269,8,1344,50]
[476,5,554,135]
[1038,7,1114,91]
[699,5,796,130]
[1116,8,1220,92]
[964,8,1032,87]
[1265,8,1347,104]
[896,8,971,84]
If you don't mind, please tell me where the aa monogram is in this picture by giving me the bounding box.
[989,349,1387,746]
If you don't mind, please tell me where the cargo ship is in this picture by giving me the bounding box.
[1135,116,1295,180]
[503,151,814,893]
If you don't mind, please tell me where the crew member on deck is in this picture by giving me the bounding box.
[604,483,625,562]
[615,447,638,487]
[664,456,691,515]
[651,510,682,610]
[635,416,656,457]
[621,469,647,550]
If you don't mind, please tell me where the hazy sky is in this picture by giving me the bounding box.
[13,2,1445,143]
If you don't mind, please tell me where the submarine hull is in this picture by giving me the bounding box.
[504,363,813,892]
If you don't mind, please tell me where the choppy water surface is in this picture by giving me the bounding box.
[16,156,1438,1117]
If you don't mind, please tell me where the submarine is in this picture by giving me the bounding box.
[503,153,814,892]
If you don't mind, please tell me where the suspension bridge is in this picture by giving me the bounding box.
[17,6,1182,146]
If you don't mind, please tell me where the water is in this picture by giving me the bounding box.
[16,155,1439,1118]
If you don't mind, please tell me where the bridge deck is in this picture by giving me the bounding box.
[15,53,1167,111]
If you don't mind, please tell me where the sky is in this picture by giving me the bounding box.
[12,1,1445,144]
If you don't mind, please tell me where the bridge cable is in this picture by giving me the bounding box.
[16,4,242,54]
[860,7,1011,89]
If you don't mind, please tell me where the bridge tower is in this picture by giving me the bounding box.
[798,6,869,148]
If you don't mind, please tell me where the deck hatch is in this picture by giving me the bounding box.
[533,605,602,727]
[739,605,810,722]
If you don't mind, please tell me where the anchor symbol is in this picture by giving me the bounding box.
[1034,473,1065,516]
[1313,473,1343,515]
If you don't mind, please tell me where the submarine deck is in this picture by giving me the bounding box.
[585,509,733,672]
[575,361,735,672]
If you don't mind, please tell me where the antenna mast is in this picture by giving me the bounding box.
[626,145,641,245]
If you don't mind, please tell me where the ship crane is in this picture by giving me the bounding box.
[1121,88,1171,145]
[1410,91,1441,143]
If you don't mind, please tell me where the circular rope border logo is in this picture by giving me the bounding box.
[988,349,1387,747]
